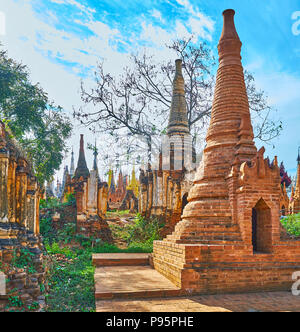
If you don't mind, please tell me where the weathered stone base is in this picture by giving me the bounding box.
[77,214,113,242]
[0,223,47,312]
[153,241,300,294]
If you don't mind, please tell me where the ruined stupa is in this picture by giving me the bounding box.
[153,9,300,294]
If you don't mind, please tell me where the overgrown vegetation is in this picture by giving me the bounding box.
[39,200,162,311]
[110,213,165,252]
[281,214,300,237]
[11,248,37,274]
[40,194,76,210]
[106,209,130,216]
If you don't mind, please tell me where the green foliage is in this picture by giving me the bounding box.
[11,248,37,274]
[109,213,164,252]
[127,214,164,244]
[63,193,76,206]
[0,46,72,184]
[7,296,23,308]
[46,249,95,312]
[40,197,61,209]
[45,242,76,259]
[118,210,130,216]
[42,209,161,311]
[281,214,300,237]
[92,241,152,254]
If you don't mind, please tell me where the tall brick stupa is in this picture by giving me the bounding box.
[153,9,300,294]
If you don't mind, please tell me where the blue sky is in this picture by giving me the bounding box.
[0,0,299,180]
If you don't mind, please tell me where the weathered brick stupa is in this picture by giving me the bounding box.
[139,59,197,235]
[153,9,300,294]
[62,135,111,240]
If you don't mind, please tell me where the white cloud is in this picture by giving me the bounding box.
[151,9,165,24]
[50,0,96,15]
[1,0,216,180]
[175,0,214,39]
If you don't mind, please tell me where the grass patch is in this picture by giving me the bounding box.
[45,247,95,312]
[106,210,130,217]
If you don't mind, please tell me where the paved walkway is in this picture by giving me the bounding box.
[95,266,180,300]
[96,292,300,312]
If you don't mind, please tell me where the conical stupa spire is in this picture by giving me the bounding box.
[93,140,98,171]
[202,9,256,180]
[180,9,256,225]
[167,59,190,136]
[297,146,300,165]
[109,170,116,192]
[218,9,242,68]
[74,135,90,179]
[70,147,75,177]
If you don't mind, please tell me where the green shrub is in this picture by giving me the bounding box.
[40,197,61,209]
[126,213,164,245]
[45,242,76,259]
[281,214,300,237]
[11,248,37,274]
[63,193,76,207]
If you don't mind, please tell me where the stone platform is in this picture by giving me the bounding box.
[93,253,180,301]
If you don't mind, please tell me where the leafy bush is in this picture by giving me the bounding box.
[45,242,76,259]
[40,216,56,242]
[127,213,164,245]
[40,198,61,209]
[63,193,76,207]
[11,248,37,274]
[281,214,300,237]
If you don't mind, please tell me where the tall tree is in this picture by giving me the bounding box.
[0,46,72,184]
[75,38,282,165]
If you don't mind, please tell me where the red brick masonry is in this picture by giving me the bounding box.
[153,9,300,294]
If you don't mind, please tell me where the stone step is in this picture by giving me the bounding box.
[174,239,243,244]
[167,230,240,239]
[92,253,150,267]
[167,233,241,242]
[95,266,181,300]
[173,222,238,234]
